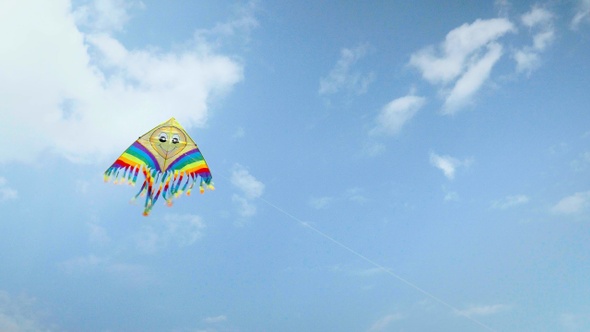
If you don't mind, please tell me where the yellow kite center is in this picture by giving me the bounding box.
[149,126,187,158]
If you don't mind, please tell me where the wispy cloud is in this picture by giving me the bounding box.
[494,0,512,17]
[0,290,53,332]
[0,177,17,201]
[231,164,265,217]
[135,214,206,253]
[232,127,245,139]
[455,304,511,317]
[410,18,514,84]
[492,194,530,209]
[571,151,590,171]
[429,152,472,180]
[367,313,403,331]
[443,42,503,111]
[309,188,367,210]
[371,94,425,136]
[560,312,590,330]
[87,216,110,245]
[551,191,590,216]
[514,6,555,74]
[203,315,227,324]
[60,255,155,286]
[444,188,460,202]
[410,18,515,114]
[319,44,375,96]
[73,0,143,32]
[195,0,260,47]
[309,196,334,209]
[571,0,590,30]
[0,1,245,164]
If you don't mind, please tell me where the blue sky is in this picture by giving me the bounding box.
[1,0,590,331]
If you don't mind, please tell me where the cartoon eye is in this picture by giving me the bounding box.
[172,134,180,144]
[159,133,168,142]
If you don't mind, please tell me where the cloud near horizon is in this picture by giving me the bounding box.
[0,291,51,332]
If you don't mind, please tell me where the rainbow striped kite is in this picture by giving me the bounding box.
[104,117,213,216]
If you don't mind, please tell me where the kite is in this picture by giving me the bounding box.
[104,117,214,216]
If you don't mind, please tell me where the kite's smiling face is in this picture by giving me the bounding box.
[149,126,187,158]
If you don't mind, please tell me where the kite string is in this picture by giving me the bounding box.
[256,196,498,332]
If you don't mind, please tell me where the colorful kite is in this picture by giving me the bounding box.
[104,117,213,216]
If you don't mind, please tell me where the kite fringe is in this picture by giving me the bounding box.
[105,165,214,216]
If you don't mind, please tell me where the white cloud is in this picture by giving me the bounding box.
[409,18,514,113]
[309,188,366,210]
[443,43,503,113]
[135,214,206,253]
[231,195,257,218]
[494,0,512,17]
[309,196,334,209]
[0,0,244,164]
[232,127,245,139]
[345,187,368,203]
[514,49,540,73]
[522,6,553,28]
[203,315,227,324]
[372,95,425,135]
[455,304,511,317]
[231,164,264,199]
[551,191,590,216]
[73,0,143,32]
[195,0,259,47]
[319,44,375,96]
[444,189,460,202]
[429,152,471,180]
[492,194,530,209]
[231,164,264,217]
[514,6,555,74]
[0,291,52,332]
[572,0,590,29]
[0,177,18,202]
[363,140,386,157]
[410,18,514,84]
[367,313,403,331]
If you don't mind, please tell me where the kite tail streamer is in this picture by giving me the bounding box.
[186,174,197,196]
[132,166,140,185]
[172,172,185,197]
[161,172,172,203]
[105,164,214,216]
[179,176,191,196]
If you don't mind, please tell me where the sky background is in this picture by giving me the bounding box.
[1,0,590,331]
